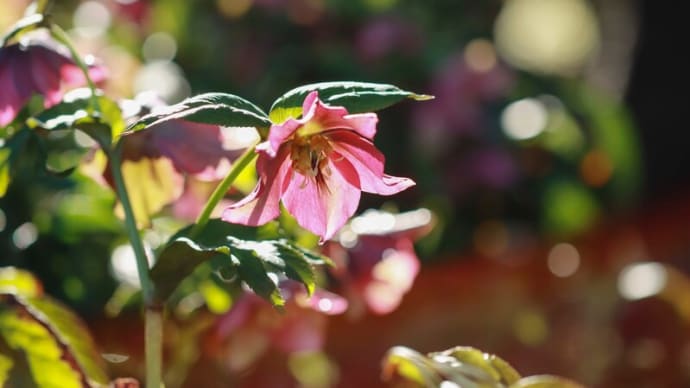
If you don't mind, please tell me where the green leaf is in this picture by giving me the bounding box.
[0,130,31,198]
[128,93,271,132]
[26,88,125,147]
[269,81,433,122]
[149,220,330,307]
[231,248,284,308]
[150,238,225,303]
[1,270,109,388]
[274,241,317,295]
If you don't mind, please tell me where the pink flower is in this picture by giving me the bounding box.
[223,91,415,241]
[206,282,347,371]
[0,41,106,126]
[323,208,433,316]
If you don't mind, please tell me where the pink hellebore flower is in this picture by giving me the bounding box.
[323,208,433,316]
[223,91,415,241]
[0,41,106,126]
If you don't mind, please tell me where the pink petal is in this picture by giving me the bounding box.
[265,119,301,157]
[29,47,63,107]
[282,157,361,241]
[222,147,290,226]
[328,130,415,195]
[0,59,21,126]
[309,92,378,139]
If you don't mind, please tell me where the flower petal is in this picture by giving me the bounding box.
[309,92,378,139]
[329,130,415,195]
[282,157,361,242]
[222,147,290,226]
[0,55,21,126]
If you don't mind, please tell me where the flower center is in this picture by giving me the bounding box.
[290,134,332,179]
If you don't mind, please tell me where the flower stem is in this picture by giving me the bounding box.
[49,23,100,113]
[190,146,257,237]
[109,146,161,388]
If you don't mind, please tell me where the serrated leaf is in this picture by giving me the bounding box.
[269,82,433,121]
[129,93,271,132]
[231,249,284,308]
[149,238,225,303]
[150,220,328,307]
[274,241,316,295]
[0,293,109,387]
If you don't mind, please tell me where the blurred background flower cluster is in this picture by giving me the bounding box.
[2,0,689,387]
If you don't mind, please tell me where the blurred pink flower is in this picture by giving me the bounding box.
[412,51,513,152]
[356,16,423,62]
[0,41,106,126]
[223,91,415,241]
[206,282,346,371]
[323,208,433,316]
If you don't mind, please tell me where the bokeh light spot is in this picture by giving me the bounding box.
[216,0,253,19]
[618,262,667,300]
[580,149,614,187]
[547,243,580,277]
[501,98,548,140]
[73,1,112,38]
[494,0,600,75]
[12,222,38,250]
[513,310,549,346]
[464,38,497,73]
[142,32,178,62]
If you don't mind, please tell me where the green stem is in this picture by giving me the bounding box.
[190,146,257,237]
[49,23,100,113]
[145,309,163,388]
[109,146,161,388]
[109,148,154,302]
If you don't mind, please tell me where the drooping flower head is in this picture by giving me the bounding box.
[0,40,106,126]
[223,91,415,241]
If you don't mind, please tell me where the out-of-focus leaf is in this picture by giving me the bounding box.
[0,130,31,198]
[0,13,44,46]
[26,88,126,147]
[0,268,42,298]
[0,148,10,197]
[0,269,109,387]
[269,82,433,122]
[149,220,330,307]
[382,346,440,387]
[116,157,183,228]
[128,93,271,132]
[382,345,585,388]
[509,375,585,388]
[435,346,521,385]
